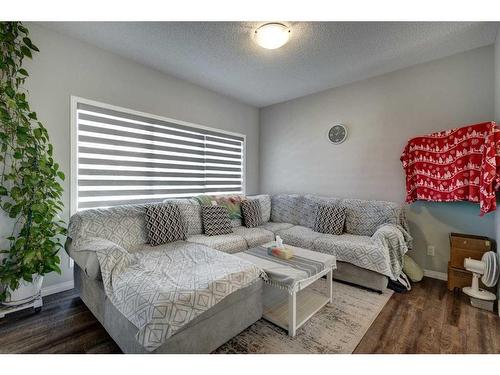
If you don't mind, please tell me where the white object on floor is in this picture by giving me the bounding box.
[1,275,43,306]
[0,294,42,319]
[462,252,499,311]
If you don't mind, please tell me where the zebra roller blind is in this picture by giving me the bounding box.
[75,101,245,210]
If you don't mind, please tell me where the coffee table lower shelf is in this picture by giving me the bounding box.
[263,288,331,337]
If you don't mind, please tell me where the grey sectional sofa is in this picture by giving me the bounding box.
[65,193,409,353]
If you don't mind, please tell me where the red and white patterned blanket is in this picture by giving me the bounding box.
[400,122,500,216]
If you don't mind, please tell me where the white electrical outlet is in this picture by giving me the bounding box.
[427,245,435,256]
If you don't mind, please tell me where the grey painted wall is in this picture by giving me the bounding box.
[260,46,495,273]
[0,24,260,289]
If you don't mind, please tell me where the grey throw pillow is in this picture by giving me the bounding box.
[202,205,233,236]
[313,204,346,235]
[241,199,263,228]
[145,204,187,246]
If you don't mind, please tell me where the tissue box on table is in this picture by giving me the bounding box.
[267,246,294,260]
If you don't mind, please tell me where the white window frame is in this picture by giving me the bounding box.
[70,96,246,215]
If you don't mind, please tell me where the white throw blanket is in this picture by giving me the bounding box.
[84,238,262,351]
[372,223,412,280]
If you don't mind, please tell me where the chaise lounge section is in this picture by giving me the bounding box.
[66,204,264,354]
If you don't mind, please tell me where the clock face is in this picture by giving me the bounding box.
[328,124,347,144]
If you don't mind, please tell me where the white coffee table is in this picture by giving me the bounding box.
[236,243,336,336]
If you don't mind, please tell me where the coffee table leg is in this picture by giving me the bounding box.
[327,269,333,303]
[288,291,297,337]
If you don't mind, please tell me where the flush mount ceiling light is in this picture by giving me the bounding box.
[254,23,290,50]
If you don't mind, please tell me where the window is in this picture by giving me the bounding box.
[71,97,245,212]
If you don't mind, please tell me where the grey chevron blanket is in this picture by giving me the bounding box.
[86,238,262,351]
[372,223,412,280]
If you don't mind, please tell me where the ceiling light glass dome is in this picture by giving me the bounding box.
[254,23,290,50]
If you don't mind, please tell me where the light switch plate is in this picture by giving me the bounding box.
[427,245,435,256]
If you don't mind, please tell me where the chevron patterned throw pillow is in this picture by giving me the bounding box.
[202,205,233,236]
[313,204,346,235]
[145,204,187,246]
[241,199,263,228]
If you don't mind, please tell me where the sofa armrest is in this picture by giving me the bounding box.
[372,223,412,249]
[65,236,126,280]
[371,224,412,280]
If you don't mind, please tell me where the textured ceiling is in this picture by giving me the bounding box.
[41,22,499,107]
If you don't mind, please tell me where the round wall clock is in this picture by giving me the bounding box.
[327,124,348,144]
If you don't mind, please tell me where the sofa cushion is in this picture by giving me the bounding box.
[241,200,263,228]
[258,222,294,233]
[202,206,233,236]
[186,234,247,254]
[313,233,389,277]
[343,198,401,236]
[247,194,271,223]
[275,225,322,249]
[313,204,346,235]
[145,204,187,246]
[232,226,275,248]
[164,198,203,235]
[299,194,342,228]
[270,194,301,224]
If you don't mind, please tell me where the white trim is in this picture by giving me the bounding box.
[41,280,74,297]
[242,133,247,195]
[70,96,247,211]
[423,269,448,281]
[70,96,78,216]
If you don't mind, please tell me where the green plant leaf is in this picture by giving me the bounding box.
[5,86,15,98]
[17,24,28,34]
[9,204,21,218]
[33,128,42,139]
[23,37,39,52]
[20,45,32,58]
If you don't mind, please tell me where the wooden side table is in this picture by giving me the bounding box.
[447,233,493,291]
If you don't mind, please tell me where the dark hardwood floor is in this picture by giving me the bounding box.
[0,277,498,354]
[355,277,500,353]
[0,289,121,353]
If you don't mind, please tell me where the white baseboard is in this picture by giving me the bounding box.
[423,269,448,281]
[41,280,74,297]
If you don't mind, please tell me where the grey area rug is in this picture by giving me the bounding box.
[214,279,393,354]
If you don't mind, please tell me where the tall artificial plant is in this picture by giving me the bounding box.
[0,22,66,301]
